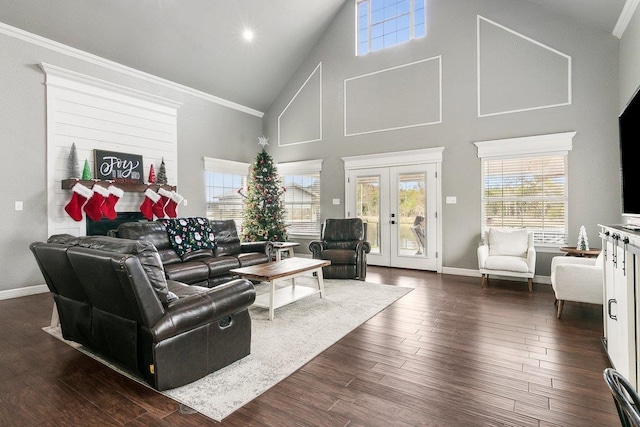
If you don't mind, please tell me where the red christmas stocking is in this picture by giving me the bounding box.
[165,191,184,218]
[153,188,173,219]
[64,182,93,222]
[102,185,124,220]
[140,188,161,220]
[84,184,109,221]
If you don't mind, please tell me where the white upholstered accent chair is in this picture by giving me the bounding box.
[550,251,604,319]
[477,228,536,292]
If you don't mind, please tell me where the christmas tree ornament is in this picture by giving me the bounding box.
[64,182,93,221]
[102,185,124,220]
[157,158,168,185]
[83,184,109,221]
[81,159,92,180]
[239,148,288,242]
[577,225,590,251]
[153,187,173,219]
[68,143,80,178]
[165,191,184,218]
[148,164,156,184]
[140,188,161,220]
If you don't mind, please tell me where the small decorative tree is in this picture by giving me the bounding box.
[68,143,80,179]
[81,159,92,180]
[148,164,156,184]
[577,225,590,251]
[157,158,168,184]
[239,137,288,242]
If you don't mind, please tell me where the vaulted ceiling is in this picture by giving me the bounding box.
[0,0,626,113]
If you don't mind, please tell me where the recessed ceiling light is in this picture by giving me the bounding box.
[243,29,254,42]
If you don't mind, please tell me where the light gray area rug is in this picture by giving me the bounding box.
[44,278,412,421]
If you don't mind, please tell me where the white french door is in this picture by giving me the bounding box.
[346,163,439,271]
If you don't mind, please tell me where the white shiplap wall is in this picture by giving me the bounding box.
[41,63,182,237]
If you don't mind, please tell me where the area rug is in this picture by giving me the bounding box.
[43,278,412,421]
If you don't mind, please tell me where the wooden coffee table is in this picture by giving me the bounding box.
[230,258,330,320]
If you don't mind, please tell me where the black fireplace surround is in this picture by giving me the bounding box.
[86,211,147,236]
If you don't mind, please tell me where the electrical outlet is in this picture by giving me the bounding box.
[445,196,457,204]
[332,198,340,205]
[183,199,188,206]
[14,201,23,211]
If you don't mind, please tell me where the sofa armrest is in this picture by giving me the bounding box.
[356,241,371,255]
[309,240,324,258]
[241,241,273,258]
[150,278,255,342]
[477,244,489,269]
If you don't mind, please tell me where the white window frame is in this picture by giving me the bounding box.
[278,159,323,238]
[475,132,575,249]
[356,0,426,56]
[203,157,249,228]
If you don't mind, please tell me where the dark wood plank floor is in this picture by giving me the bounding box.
[0,267,619,426]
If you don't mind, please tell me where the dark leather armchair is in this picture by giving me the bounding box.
[309,218,371,280]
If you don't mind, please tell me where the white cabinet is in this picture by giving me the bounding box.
[600,225,640,389]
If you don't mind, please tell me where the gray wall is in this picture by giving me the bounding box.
[0,30,261,293]
[262,0,622,276]
[620,4,640,109]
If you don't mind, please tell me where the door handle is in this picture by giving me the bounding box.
[608,298,617,320]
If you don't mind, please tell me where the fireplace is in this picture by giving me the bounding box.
[86,211,147,236]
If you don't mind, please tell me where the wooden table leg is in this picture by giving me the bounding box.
[316,267,325,298]
[51,302,60,327]
[269,279,276,320]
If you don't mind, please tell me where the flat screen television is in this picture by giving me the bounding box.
[619,85,640,223]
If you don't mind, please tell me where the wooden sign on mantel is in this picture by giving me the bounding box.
[94,150,144,184]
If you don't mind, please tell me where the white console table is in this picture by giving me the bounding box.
[600,224,640,390]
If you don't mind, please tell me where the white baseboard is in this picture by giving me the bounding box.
[0,284,49,301]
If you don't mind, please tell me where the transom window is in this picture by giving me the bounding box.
[356,0,426,56]
[475,132,575,247]
[278,160,323,236]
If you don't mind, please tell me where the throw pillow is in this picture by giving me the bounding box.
[161,217,216,258]
[488,228,529,257]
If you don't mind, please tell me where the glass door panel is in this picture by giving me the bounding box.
[355,175,381,255]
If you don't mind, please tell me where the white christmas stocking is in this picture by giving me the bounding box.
[102,185,124,220]
[140,188,161,220]
[165,191,184,218]
[84,184,109,221]
[64,182,93,222]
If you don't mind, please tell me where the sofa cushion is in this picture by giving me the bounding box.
[161,217,216,258]
[237,252,270,267]
[201,256,241,276]
[117,221,173,251]
[484,255,530,273]
[488,228,529,257]
[320,249,358,264]
[163,260,210,284]
[72,236,171,304]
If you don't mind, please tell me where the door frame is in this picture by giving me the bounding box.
[343,147,444,273]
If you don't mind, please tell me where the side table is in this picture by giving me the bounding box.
[559,246,601,257]
[272,242,300,261]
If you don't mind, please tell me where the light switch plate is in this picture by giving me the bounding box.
[445,196,457,204]
[332,198,340,205]
[14,201,23,211]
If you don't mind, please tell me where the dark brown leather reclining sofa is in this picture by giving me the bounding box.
[115,219,273,288]
[30,235,255,391]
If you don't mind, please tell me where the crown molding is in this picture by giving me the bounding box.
[613,0,640,39]
[0,21,264,117]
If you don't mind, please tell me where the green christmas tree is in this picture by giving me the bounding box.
[81,159,92,180]
[240,148,288,242]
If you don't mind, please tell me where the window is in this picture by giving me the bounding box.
[356,0,426,56]
[204,158,249,227]
[475,132,576,246]
[278,160,323,236]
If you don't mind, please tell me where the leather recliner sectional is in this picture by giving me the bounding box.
[115,219,273,287]
[30,235,256,391]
